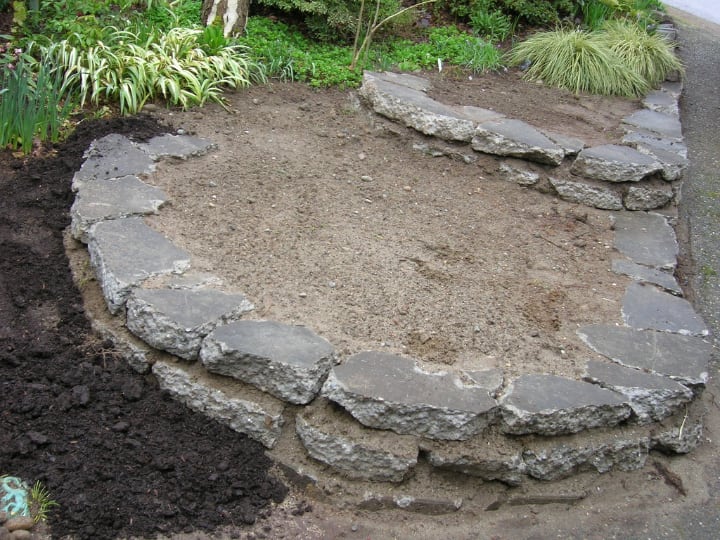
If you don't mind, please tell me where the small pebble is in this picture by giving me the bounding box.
[298,292,307,298]
[403,185,412,191]
[351,524,358,532]
[360,175,372,182]
[10,529,31,539]
[5,517,34,532]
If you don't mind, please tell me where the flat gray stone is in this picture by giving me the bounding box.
[322,351,498,440]
[549,177,623,210]
[358,494,462,515]
[577,324,711,385]
[660,81,683,99]
[622,282,709,336]
[295,401,418,482]
[126,288,254,360]
[570,144,662,183]
[523,437,649,480]
[359,72,504,142]
[500,374,631,436]
[498,160,540,186]
[542,130,585,156]
[612,211,678,269]
[622,130,687,159]
[139,134,217,160]
[87,218,191,314]
[200,320,335,404]
[369,70,430,92]
[642,90,679,116]
[612,258,682,295]
[583,360,693,424]
[623,109,683,140]
[624,184,675,210]
[72,134,156,191]
[152,361,285,448]
[424,438,525,486]
[70,175,169,243]
[472,118,565,165]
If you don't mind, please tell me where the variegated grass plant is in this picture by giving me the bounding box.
[506,19,681,97]
[44,26,265,114]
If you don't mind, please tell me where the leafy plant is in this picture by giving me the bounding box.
[506,27,650,96]
[602,19,682,86]
[469,6,514,41]
[45,26,263,114]
[0,43,76,152]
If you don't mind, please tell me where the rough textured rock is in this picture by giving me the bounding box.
[612,211,678,269]
[549,177,623,210]
[359,71,504,141]
[472,118,565,165]
[523,437,650,480]
[612,258,682,296]
[70,175,168,243]
[500,374,631,436]
[634,144,687,181]
[622,130,687,158]
[622,282,709,336]
[72,134,156,191]
[542,130,585,156]
[126,288,254,360]
[624,184,674,210]
[358,494,462,515]
[570,144,662,183]
[424,438,525,486]
[642,89,680,116]
[87,217,191,314]
[652,423,704,454]
[295,401,418,482]
[577,324,711,385]
[498,159,541,186]
[152,361,285,448]
[322,351,498,440]
[200,320,336,404]
[583,360,693,424]
[463,368,504,397]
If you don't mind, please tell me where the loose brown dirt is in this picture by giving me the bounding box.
[2,65,717,540]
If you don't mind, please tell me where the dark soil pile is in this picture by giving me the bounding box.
[0,115,287,540]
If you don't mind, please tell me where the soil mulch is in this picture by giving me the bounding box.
[0,115,288,540]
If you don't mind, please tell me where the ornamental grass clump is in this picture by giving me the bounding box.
[602,19,683,86]
[506,27,649,97]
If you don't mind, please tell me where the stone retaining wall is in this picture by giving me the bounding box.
[65,72,713,512]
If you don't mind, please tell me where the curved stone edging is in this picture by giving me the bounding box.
[67,68,713,501]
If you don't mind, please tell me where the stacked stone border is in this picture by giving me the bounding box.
[66,66,714,512]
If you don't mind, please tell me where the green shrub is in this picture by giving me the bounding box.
[255,0,409,42]
[439,0,577,27]
[469,7,513,41]
[506,27,650,96]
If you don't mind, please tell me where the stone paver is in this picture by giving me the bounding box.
[322,351,498,440]
[70,175,168,243]
[200,320,336,404]
[622,130,688,158]
[87,217,191,314]
[138,134,217,160]
[577,324,711,385]
[622,282,709,336]
[570,144,662,183]
[499,374,631,436]
[612,258,683,295]
[612,211,678,269]
[642,89,680,116]
[72,134,156,191]
[472,118,565,165]
[126,288,254,360]
[583,359,693,423]
[359,71,504,141]
[623,109,683,140]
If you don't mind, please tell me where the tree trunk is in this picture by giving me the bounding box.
[201,0,250,37]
